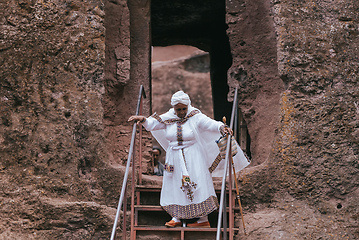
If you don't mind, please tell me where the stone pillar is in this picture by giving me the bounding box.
[104,0,151,124]
[104,0,152,172]
[225,0,284,165]
[128,0,152,116]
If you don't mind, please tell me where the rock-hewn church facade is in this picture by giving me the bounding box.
[0,0,357,239]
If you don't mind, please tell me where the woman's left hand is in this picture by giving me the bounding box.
[223,126,233,136]
[220,125,233,136]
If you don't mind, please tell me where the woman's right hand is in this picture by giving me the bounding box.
[128,115,146,124]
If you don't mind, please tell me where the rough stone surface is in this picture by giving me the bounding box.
[233,0,359,239]
[0,0,124,239]
[226,0,285,166]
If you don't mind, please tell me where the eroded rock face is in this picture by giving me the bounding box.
[226,0,284,166]
[1,0,358,239]
[270,0,359,237]
[233,0,358,238]
[0,1,122,239]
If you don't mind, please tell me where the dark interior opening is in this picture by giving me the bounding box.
[151,0,251,158]
[151,0,232,121]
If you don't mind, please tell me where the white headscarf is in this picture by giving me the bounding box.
[171,90,191,106]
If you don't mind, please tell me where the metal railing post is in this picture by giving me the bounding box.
[216,87,238,240]
[122,187,127,240]
[138,100,143,185]
[229,142,233,240]
[130,144,136,240]
[110,85,146,240]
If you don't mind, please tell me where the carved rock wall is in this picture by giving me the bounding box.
[271,0,359,235]
[1,0,358,239]
[0,1,124,239]
[233,0,358,238]
[226,0,284,165]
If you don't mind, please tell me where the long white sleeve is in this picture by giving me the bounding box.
[142,116,166,131]
[196,113,223,133]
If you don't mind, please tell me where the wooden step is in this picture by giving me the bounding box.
[135,205,240,212]
[136,184,238,193]
[135,184,239,207]
[135,205,163,211]
[133,182,241,239]
[136,184,161,192]
[134,226,239,232]
[134,225,239,240]
[135,205,239,228]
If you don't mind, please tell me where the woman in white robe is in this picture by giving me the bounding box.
[128,91,249,228]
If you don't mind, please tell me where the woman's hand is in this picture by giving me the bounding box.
[221,117,233,136]
[223,126,233,136]
[128,115,146,125]
[220,124,233,136]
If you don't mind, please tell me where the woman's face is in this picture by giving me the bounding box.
[174,103,188,118]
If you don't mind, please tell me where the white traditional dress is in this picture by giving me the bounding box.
[143,105,249,219]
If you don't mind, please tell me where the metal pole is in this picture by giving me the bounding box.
[138,101,143,185]
[216,88,238,240]
[228,143,233,240]
[110,123,137,240]
[216,135,232,240]
[234,99,238,142]
[130,142,136,240]
[110,86,145,240]
[122,187,127,240]
[223,179,227,240]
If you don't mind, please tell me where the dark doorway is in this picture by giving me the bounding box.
[151,0,232,121]
[151,0,251,158]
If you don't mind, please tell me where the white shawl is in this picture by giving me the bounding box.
[149,106,249,177]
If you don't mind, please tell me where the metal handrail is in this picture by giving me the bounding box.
[216,87,239,240]
[110,85,146,240]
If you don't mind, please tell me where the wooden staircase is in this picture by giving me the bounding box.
[111,86,247,240]
[131,179,241,240]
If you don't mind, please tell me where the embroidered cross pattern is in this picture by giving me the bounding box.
[164,164,174,173]
[177,122,184,145]
[180,180,197,202]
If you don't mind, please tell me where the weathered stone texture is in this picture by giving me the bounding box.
[104,0,151,125]
[273,0,359,220]
[0,1,123,239]
[1,0,358,239]
[226,0,285,166]
[104,0,130,88]
[236,0,358,238]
